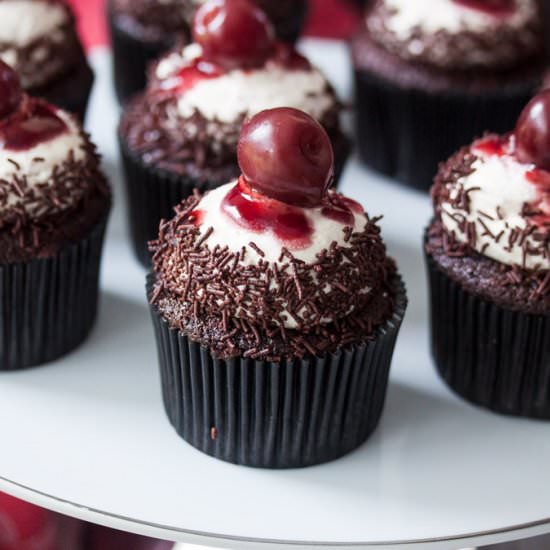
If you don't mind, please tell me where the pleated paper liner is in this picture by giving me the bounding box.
[425,250,550,419]
[354,69,537,192]
[0,216,109,371]
[120,134,351,267]
[107,7,174,105]
[147,274,407,469]
[33,44,94,121]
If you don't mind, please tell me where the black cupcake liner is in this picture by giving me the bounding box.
[147,275,407,468]
[32,44,94,121]
[0,217,109,371]
[425,249,550,419]
[119,134,351,267]
[354,69,538,191]
[108,10,175,105]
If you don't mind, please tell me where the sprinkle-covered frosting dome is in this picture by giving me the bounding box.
[0,0,79,89]
[120,0,341,180]
[150,108,396,360]
[367,0,543,70]
[432,91,550,272]
[0,61,109,259]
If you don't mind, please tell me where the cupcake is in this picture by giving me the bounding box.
[425,91,550,419]
[0,62,111,371]
[0,0,94,120]
[147,107,406,468]
[351,0,548,191]
[120,0,350,266]
[107,0,308,105]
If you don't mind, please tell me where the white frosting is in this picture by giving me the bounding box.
[155,44,334,124]
[381,0,536,38]
[197,182,365,265]
[441,142,550,270]
[193,182,369,328]
[0,1,68,46]
[0,109,86,216]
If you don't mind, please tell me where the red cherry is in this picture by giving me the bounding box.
[0,61,22,119]
[515,91,550,170]
[237,107,334,208]
[193,0,275,70]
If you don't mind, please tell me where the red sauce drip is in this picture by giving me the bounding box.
[321,196,362,226]
[473,135,511,157]
[190,209,204,226]
[160,58,223,94]
[221,178,313,249]
[159,42,311,95]
[452,0,516,17]
[0,102,67,151]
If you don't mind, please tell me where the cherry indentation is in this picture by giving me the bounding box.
[0,101,67,151]
[238,107,334,208]
[193,0,275,71]
[221,177,313,248]
[515,91,550,171]
[452,0,516,17]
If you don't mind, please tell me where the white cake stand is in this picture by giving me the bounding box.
[0,41,549,550]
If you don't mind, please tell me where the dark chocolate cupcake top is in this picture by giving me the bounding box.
[0,0,82,89]
[367,0,544,70]
[0,61,110,261]
[120,0,342,182]
[150,108,397,360]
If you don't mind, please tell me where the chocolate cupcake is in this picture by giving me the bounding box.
[351,0,548,191]
[120,0,350,266]
[0,62,111,371]
[107,0,308,105]
[425,91,550,418]
[148,107,406,468]
[0,0,93,120]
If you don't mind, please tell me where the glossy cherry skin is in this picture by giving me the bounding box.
[193,0,275,70]
[237,107,334,208]
[0,60,22,119]
[515,91,550,171]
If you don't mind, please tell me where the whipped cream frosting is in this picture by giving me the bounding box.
[0,108,86,217]
[380,0,536,38]
[440,138,550,271]
[188,181,369,328]
[196,181,366,265]
[0,1,68,46]
[155,44,335,124]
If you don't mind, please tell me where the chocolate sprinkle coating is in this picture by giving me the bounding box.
[366,0,545,72]
[150,193,398,361]
[427,145,550,315]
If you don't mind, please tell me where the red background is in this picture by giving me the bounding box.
[66,0,363,49]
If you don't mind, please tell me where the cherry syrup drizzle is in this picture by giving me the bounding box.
[158,43,310,95]
[219,178,361,249]
[473,135,550,226]
[451,0,516,18]
[0,101,67,151]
